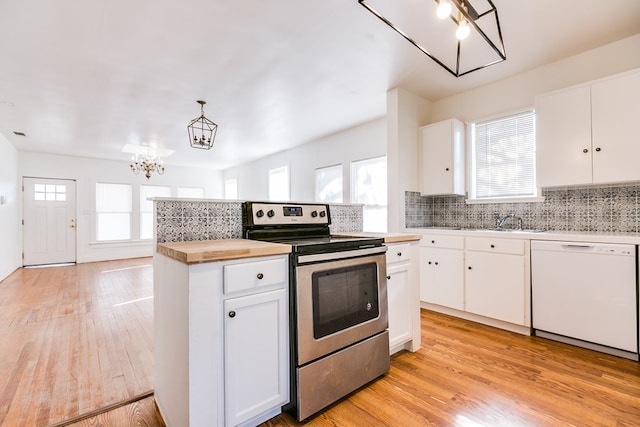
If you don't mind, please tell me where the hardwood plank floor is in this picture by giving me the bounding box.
[264,310,640,426]
[0,259,155,427]
[1,259,639,426]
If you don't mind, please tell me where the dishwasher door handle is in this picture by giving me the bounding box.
[561,244,596,251]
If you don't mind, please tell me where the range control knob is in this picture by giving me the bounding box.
[256,209,264,218]
[267,209,275,218]
[311,210,318,218]
[319,211,326,218]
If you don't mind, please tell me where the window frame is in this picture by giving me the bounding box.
[268,166,290,201]
[315,164,343,203]
[467,108,544,204]
[350,155,387,232]
[95,182,133,242]
[140,184,171,240]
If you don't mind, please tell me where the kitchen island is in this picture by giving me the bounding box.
[154,239,292,427]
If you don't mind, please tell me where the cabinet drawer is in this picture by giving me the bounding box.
[386,243,411,265]
[224,258,287,294]
[420,234,464,250]
[465,237,524,255]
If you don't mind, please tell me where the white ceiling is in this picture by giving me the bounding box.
[1,0,639,170]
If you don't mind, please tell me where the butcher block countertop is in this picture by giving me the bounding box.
[156,239,292,264]
[333,232,421,243]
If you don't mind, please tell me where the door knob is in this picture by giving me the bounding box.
[228,311,236,318]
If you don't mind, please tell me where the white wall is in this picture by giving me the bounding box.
[223,118,387,203]
[432,34,640,122]
[386,88,432,232]
[19,152,223,263]
[0,134,20,281]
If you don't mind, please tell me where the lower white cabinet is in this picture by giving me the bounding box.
[154,253,289,427]
[420,233,531,333]
[419,234,464,310]
[224,288,288,427]
[386,241,421,354]
[465,251,526,325]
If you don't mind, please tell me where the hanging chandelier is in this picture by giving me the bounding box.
[130,153,165,179]
[188,100,218,150]
[358,0,506,77]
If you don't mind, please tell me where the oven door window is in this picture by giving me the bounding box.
[311,262,379,339]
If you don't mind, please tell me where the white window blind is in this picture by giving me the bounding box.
[471,110,536,200]
[351,156,387,232]
[268,166,289,201]
[315,164,343,203]
[96,183,132,241]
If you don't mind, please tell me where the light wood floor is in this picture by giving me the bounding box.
[265,310,640,426]
[1,259,639,426]
[0,258,155,427]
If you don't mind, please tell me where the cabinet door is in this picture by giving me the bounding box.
[387,263,412,349]
[224,289,288,427]
[591,70,640,184]
[420,247,464,310]
[535,85,592,187]
[465,251,525,325]
[420,119,465,195]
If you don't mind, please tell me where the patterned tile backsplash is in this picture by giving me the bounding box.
[155,199,363,243]
[405,183,640,233]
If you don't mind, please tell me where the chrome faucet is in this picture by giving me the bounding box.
[495,213,523,230]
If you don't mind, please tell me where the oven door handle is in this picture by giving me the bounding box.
[297,245,387,264]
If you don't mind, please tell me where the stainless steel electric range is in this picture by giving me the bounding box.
[242,201,390,421]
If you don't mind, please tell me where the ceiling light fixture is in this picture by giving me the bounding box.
[358,0,506,77]
[188,100,218,150]
[436,0,452,19]
[130,153,165,179]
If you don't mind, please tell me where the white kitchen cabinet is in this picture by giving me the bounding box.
[591,69,640,184]
[419,234,464,310]
[154,253,289,427]
[385,241,420,354]
[536,69,640,187]
[224,288,288,427]
[420,119,465,196]
[464,237,528,326]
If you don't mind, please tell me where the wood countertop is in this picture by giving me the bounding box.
[156,239,292,264]
[333,232,421,243]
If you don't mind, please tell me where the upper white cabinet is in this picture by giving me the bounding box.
[420,119,465,196]
[591,70,640,184]
[536,69,640,188]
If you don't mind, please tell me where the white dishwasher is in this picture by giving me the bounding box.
[531,240,638,360]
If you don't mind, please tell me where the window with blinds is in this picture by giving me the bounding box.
[470,110,537,200]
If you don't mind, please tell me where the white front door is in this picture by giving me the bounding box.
[23,177,77,266]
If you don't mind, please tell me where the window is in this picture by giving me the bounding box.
[178,187,205,198]
[315,164,343,203]
[224,178,238,200]
[268,166,289,201]
[140,185,171,240]
[351,156,387,232]
[470,110,537,201]
[34,184,66,201]
[96,183,132,241]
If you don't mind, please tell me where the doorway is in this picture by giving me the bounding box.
[23,177,77,266]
